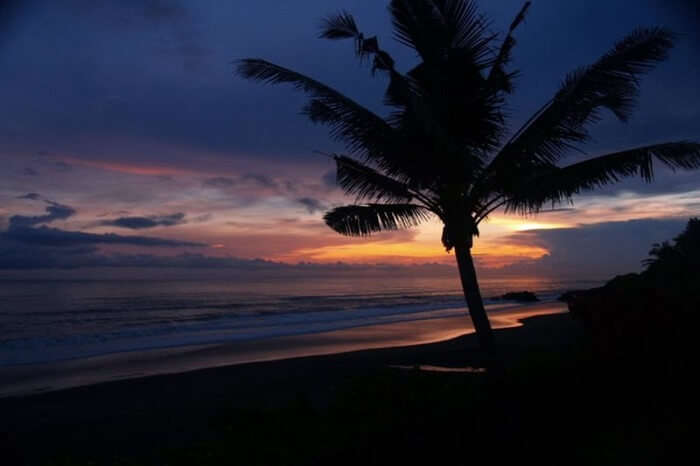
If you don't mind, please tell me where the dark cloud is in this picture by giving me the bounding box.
[495,218,689,278]
[203,174,278,189]
[97,210,131,218]
[0,245,218,270]
[191,213,213,223]
[54,161,72,172]
[0,0,698,277]
[203,177,236,188]
[1,0,698,169]
[242,173,277,188]
[99,213,186,229]
[0,242,99,270]
[0,246,175,269]
[297,197,327,214]
[95,253,278,269]
[0,242,456,273]
[22,167,38,176]
[1,201,205,269]
[2,225,204,248]
[538,207,576,213]
[16,193,41,200]
[9,201,76,228]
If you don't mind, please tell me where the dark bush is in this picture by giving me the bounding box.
[566,218,700,372]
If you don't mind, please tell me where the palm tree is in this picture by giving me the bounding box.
[237,0,700,354]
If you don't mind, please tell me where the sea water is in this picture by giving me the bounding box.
[0,275,599,366]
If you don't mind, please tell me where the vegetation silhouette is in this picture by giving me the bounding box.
[567,218,700,367]
[644,217,700,281]
[237,0,700,355]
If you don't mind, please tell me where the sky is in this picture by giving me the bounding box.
[0,0,698,280]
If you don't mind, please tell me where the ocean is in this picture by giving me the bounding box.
[0,275,599,367]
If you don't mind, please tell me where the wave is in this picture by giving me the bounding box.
[1,295,545,366]
[0,274,597,367]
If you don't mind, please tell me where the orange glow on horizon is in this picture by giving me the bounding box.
[278,239,549,267]
[289,242,448,263]
[472,243,549,259]
[486,217,572,232]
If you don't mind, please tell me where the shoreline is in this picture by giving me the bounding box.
[1,310,587,464]
[0,302,566,398]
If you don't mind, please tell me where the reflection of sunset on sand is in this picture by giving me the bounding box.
[0,302,565,398]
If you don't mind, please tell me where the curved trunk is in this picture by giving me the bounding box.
[454,243,495,354]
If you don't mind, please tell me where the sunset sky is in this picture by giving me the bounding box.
[1,0,698,279]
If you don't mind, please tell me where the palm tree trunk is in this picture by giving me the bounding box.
[454,244,495,354]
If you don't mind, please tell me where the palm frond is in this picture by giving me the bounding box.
[324,203,431,236]
[387,1,508,159]
[236,59,431,186]
[439,0,485,49]
[389,0,493,67]
[321,10,399,74]
[504,142,700,214]
[320,11,360,40]
[236,59,393,156]
[335,156,415,203]
[490,27,675,170]
[486,1,531,93]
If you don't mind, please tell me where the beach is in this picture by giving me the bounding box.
[0,305,589,465]
[0,302,566,398]
[2,304,693,465]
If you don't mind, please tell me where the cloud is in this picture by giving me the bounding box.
[493,218,689,278]
[0,242,99,270]
[0,242,214,270]
[0,239,456,273]
[202,174,278,189]
[0,201,206,268]
[16,193,41,200]
[242,173,276,188]
[297,197,327,214]
[54,161,72,172]
[203,177,236,187]
[22,167,38,176]
[9,201,76,228]
[96,210,131,218]
[191,213,213,223]
[99,213,186,229]
[0,245,267,270]
[2,225,204,248]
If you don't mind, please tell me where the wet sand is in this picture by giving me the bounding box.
[0,308,586,465]
[0,302,566,398]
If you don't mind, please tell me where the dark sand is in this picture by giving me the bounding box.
[0,309,585,464]
[0,302,565,398]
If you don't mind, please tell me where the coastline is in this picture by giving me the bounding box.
[1,310,588,465]
[0,301,566,398]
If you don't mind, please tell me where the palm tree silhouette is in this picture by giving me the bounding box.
[237,1,700,354]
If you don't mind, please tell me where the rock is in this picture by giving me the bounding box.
[500,291,538,302]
